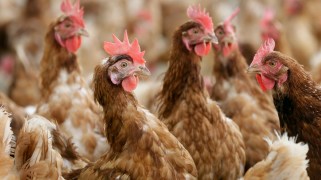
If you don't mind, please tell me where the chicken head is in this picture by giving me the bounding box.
[54,0,88,53]
[247,38,289,91]
[260,9,280,41]
[103,31,150,92]
[214,8,240,58]
[182,5,217,57]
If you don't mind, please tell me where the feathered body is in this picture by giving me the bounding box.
[248,39,321,179]
[244,133,309,180]
[0,107,15,179]
[74,36,197,179]
[0,108,65,179]
[270,53,321,179]
[158,19,245,179]
[211,48,279,169]
[211,14,279,169]
[7,0,49,107]
[0,92,26,137]
[37,15,108,161]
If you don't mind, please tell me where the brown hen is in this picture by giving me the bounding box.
[36,0,108,162]
[158,5,245,179]
[248,38,321,179]
[67,32,197,179]
[211,9,280,170]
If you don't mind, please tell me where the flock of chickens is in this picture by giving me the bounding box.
[0,0,321,179]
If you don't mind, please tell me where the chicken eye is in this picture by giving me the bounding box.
[193,29,199,34]
[120,62,128,68]
[65,23,72,28]
[268,61,277,67]
[215,28,224,36]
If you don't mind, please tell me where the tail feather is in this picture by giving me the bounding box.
[15,115,64,179]
[244,132,309,179]
[0,107,14,155]
[0,108,15,178]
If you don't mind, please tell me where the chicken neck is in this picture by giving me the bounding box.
[39,22,81,98]
[213,48,248,79]
[158,30,205,119]
[93,64,138,152]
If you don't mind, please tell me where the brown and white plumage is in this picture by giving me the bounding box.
[67,33,197,179]
[0,92,26,137]
[244,133,309,180]
[248,39,321,179]
[0,107,15,179]
[37,0,108,162]
[15,116,64,179]
[0,108,66,179]
[211,12,280,169]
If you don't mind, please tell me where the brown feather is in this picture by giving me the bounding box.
[37,18,108,162]
[72,57,197,179]
[211,38,280,169]
[265,51,321,179]
[157,21,246,179]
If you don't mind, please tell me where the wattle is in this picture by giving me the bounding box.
[222,46,231,57]
[256,74,275,91]
[194,42,211,56]
[122,75,139,92]
[65,36,82,53]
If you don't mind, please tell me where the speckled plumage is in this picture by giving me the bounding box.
[37,21,108,163]
[211,24,280,169]
[244,133,309,180]
[72,58,197,179]
[158,21,245,179]
[264,52,321,179]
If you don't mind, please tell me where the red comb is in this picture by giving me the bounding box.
[251,38,275,66]
[104,31,145,65]
[187,4,213,32]
[261,8,274,27]
[223,7,240,33]
[61,0,84,27]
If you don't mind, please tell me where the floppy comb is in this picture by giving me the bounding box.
[60,0,84,27]
[187,5,213,32]
[223,7,240,33]
[251,38,275,66]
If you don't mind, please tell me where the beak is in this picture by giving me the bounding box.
[135,65,151,77]
[203,32,218,44]
[247,64,261,74]
[77,28,89,37]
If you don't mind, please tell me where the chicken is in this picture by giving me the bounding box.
[247,38,321,179]
[157,5,245,179]
[65,31,197,179]
[0,107,64,179]
[244,133,309,180]
[211,8,280,170]
[36,0,108,161]
[260,8,292,56]
[7,0,50,107]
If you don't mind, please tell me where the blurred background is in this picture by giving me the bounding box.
[0,0,321,107]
